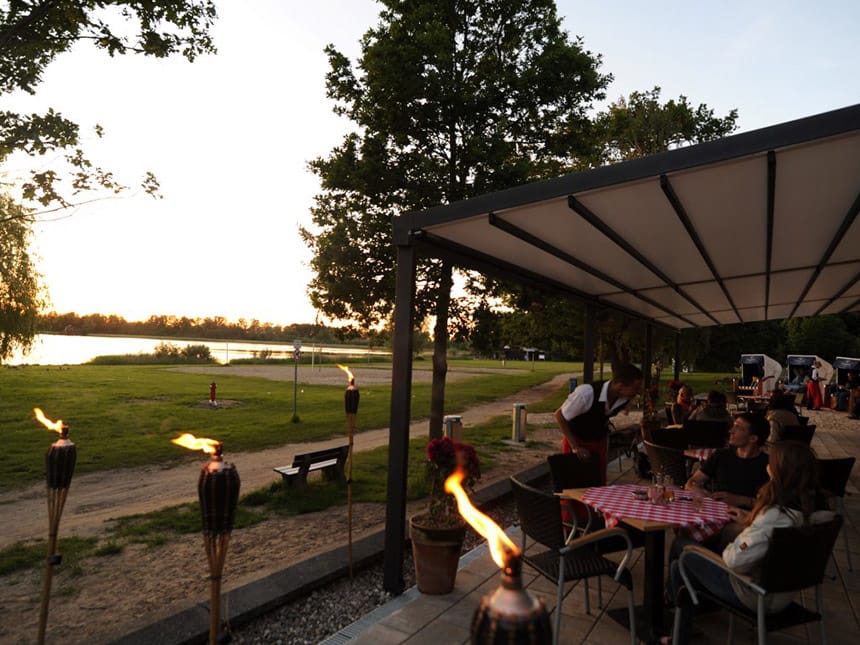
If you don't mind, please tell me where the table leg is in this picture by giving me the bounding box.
[643,529,666,635]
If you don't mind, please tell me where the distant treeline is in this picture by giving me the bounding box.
[37,312,390,345]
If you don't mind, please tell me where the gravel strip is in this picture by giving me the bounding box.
[230,497,520,645]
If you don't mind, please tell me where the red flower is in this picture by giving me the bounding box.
[425,436,481,523]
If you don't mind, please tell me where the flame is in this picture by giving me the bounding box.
[337,363,354,382]
[34,407,64,433]
[445,467,520,568]
[171,432,220,454]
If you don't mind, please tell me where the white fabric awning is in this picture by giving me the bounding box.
[393,104,860,330]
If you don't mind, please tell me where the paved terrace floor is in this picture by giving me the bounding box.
[326,408,860,645]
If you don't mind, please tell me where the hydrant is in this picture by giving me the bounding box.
[209,382,217,407]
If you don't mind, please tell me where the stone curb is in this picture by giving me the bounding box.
[110,461,550,645]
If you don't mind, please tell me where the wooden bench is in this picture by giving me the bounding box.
[273,445,349,488]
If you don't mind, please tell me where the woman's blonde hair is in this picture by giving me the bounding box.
[748,440,819,526]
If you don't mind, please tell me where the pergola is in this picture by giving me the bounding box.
[381,103,860,592]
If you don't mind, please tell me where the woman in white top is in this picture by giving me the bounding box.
[665,440,832,643]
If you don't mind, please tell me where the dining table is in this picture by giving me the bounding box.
[559,484,729,641]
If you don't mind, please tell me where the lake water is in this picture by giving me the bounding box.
[6,334,390,366]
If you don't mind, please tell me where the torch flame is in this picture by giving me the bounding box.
[171,432,220,454]
[336,363,354,383]
[445,467,520,568]
[34,407,64,433]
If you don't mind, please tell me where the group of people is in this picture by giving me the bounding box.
[554,365,834,643]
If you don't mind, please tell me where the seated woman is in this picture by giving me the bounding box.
[766,393,801,442]
[672,385,696,425]
[665,441,832,644]
[687,390,732,427]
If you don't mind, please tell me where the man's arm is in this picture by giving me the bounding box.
[712,491,756,508]
[684,468,710,491]
[554,408,582,453]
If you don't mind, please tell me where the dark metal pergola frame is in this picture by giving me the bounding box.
[381,104,860,592]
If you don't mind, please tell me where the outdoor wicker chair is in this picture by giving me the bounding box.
[510,476,637,645]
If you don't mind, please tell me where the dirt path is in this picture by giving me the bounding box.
[0,371,572,548]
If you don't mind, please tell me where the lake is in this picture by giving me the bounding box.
[6,334,390,366]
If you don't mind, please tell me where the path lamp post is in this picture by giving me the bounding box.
[292,339,302,423]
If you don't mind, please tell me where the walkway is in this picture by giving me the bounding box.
[324,409,860,644]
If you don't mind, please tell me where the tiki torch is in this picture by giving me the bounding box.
[445,469,552,644]
[338,364,359,577]
[34,407,77,645]
[172,433,240,645]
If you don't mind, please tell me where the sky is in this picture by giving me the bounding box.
[6,0,860,327]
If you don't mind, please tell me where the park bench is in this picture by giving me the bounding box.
[273,445,349,488]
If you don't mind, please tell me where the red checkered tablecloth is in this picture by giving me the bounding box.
[582,484,730,542]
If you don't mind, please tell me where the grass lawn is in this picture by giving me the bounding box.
[0,361,737,575]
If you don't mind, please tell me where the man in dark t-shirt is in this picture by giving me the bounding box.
[685,412,770,509]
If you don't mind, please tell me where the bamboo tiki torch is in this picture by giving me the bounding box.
[172,433,240,645]
[34,407,77,645]
[339,364,360,578]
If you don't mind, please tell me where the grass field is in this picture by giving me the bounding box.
[0,360,582,489]
[0,361,736,574]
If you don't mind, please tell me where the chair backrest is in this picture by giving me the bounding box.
[683,419,730,448]
[547,452,601,492]
[758,516,843,592]
[817,456,856,498]
[648,427,688,451]
[781,424,816,444]
[797,415,809,426]
[510,476,566,550]
[643,440,687,485]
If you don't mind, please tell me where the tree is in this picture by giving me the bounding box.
[304,0,611,438]
[595,86,739,164]
[0,194,46,360]
[0,1,217,357]
[1,1,217,207]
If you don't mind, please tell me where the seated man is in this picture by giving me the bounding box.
[685,412,770,510]
[782,366,809,394]
[678,412,771,553]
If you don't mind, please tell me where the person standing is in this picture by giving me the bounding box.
[806,360,823,410]
[554,363,643,485]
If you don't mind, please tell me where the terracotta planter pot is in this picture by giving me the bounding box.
[409,514,466,594]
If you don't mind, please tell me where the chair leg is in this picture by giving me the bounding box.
[554,571,564,645]
[817,584,828,645]
[583,578,591,614]
[757,596,767,645]
[626,588,637,645]
[597,576,603,609]
[841,498,853,572]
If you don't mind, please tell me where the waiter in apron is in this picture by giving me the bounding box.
[554,363,644,485]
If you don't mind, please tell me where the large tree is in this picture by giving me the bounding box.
[0,194,45,360]
[0,1,217,357]
[1,1,217,206]
[304,0,610,438]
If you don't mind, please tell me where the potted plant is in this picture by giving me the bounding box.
[409,436,481,594]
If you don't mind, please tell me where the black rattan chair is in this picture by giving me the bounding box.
[818,456,856,571]
[683,419,730,448]
[780,424,816,445]
[673,515,842,645]
[510,476,637,645]
[643,440,688,486]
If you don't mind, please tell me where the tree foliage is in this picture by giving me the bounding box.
[304,0,611,437]
[0,194,45,360]
[595,86,739,163]
[0,0,217,207]
[303,0,610,328]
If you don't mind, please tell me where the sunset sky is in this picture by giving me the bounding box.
[7,0,859,326]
